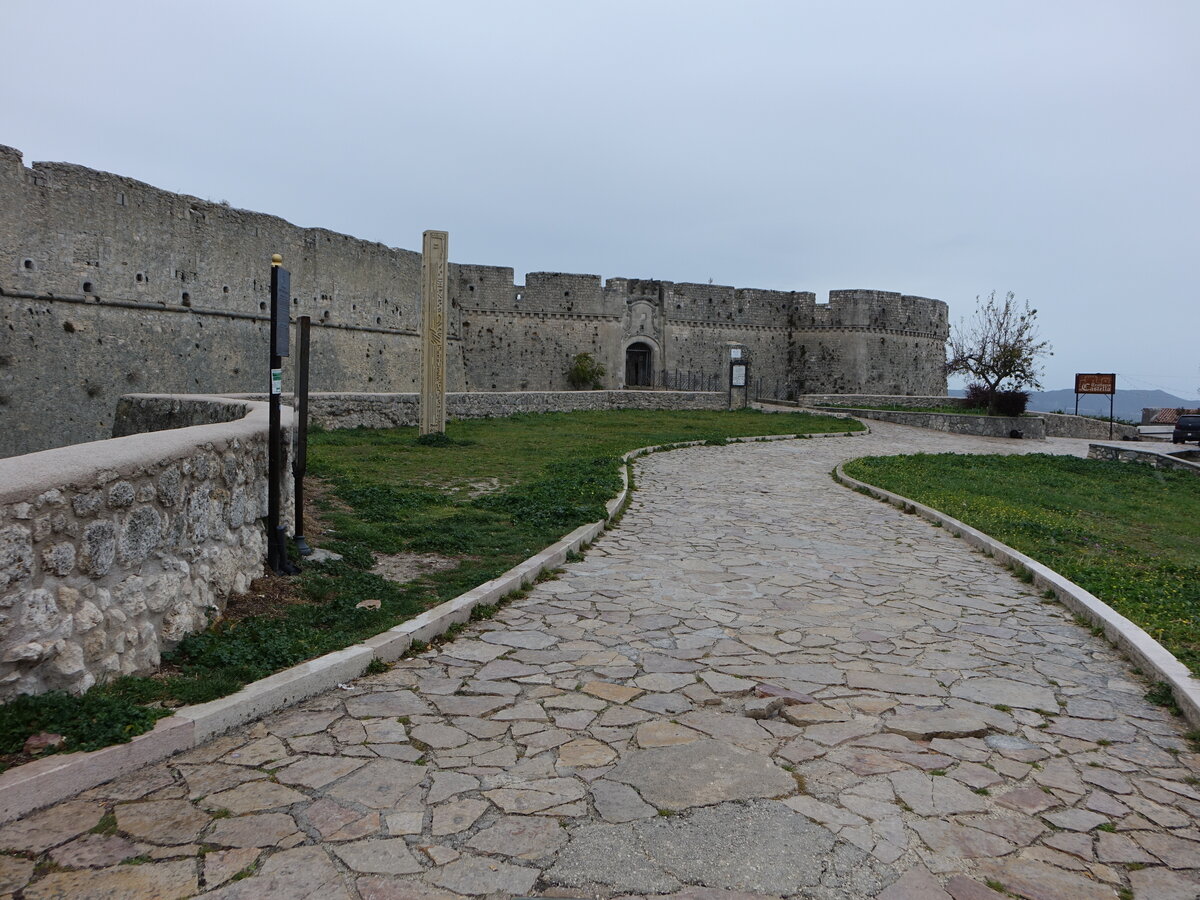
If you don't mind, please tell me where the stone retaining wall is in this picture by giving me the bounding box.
[809,406,1046,440]
[1088,443,1200,475]
[1038,412,1139,440]
[795,393,968,409]
[0,396,291,698]
[289,390,727,431]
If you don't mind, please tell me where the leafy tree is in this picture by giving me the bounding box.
[946,291,1052,413]
[565,352,606,390]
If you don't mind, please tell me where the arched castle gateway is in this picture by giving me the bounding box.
[0,145,949,457]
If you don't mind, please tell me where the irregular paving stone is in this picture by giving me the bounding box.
[344,691,432,718]
[888,771,988,816]
[0,854,33,892]
[332,838,423,874]
[950,677,1058,711]
[557,737,617,767]
[591,779,658,823]
[202,845,352,899]
[677,711,776,749]
[1042,808,1110,832]
[581,680,643,703]
[204,848,261,888]
[116,799,212,845]
[431,798,490,835]
[1133,831,1200,868]
[878,865,953,900]
[23,858,198,900]
[1128,866,1200,900]
[430,854,538,895]
[410,723,470,749]
[325,761,427,809]
[885,711,989,740]
[847,671,944,696]
[637,721,703,747]
[783,795,868,829]
[608,739,796,811]
[467,814,568,859]
[944,875,1008,899]
[356,877,464,900]
[207,812,301,848]
[427,771,480,804]
[976,858,1117,900]
[48,833,141,867]
[911,820,1017,858]
[275,756,366,789]
[0,799,104,852]
[1095,831,1158,864]
[429,694,512,717]
[204,781,307,814]
[481,629,559,649]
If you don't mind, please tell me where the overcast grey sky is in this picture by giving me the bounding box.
[4,0,1197,397]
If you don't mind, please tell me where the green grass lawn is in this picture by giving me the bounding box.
[0,408,860,763]
[842,453,1200,674]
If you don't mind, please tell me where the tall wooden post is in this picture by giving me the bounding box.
[420,230,449,435]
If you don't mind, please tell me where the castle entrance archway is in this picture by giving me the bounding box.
[625,342,653,387]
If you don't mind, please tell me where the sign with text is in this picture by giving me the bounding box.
[271,266,290,358]
[731,363,747,387]
[1075,373,1115,395]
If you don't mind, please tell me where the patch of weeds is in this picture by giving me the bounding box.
[1035,709,1057,717]
[365,658,389,676]
[657,808,677,816]
[1096,738,1113,746]
[470,603,498,621]
[1096,822,1116,832]
[210,808,232,819]
[972,787,990,795]
[791,772,807,792]
[565,549,584,563]
[406,639,429,657]
[230,862,260,882]
[1117,889,1133,900]
[780,763,795,771]
[1184,730,1200,752]
[929,769,947,776]
[898,801,912,812]
[984,879,1006,893]
[120,855,153,866]
[535,567,564,584]
[1145,682,1181,715]
[993,703,1012,713]
[397,716,411,725]
[1126,862,1146,871]
[1015,566,1034,583]
[90,812,118,835]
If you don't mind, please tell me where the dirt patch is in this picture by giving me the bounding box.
[219,573,309,624]
[464,477,502,498]
[301,475,346,540]
[371,552,459,584]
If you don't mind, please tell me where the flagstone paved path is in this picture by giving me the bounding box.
[2,422,1198,900]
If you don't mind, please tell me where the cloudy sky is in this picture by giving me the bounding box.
[5,0,1197,397]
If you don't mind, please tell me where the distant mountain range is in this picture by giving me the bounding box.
[949,388,1194,422]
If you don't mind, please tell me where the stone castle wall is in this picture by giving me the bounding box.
[1,144,949,456]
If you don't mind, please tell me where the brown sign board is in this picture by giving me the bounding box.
[1075,373,1116,395]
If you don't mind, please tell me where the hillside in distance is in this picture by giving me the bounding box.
[950,388,1193,421]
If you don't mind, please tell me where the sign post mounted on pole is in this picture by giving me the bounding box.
[267,255,298,575]
[1075,373,1117,439]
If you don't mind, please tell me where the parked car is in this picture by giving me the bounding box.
[1173,414,1200,444]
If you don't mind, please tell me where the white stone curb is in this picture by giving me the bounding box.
[0,422,858,822]
[834,463,1200,730]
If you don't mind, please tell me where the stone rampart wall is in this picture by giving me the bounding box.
[1,143,948,456]
[797,394,969,409]
[0,396,291,699]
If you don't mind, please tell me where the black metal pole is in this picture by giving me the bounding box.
[1109,392,1114,440]
[293,316,312,556]
[267,256,298,575]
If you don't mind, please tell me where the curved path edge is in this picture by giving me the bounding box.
[834,462,1200,730]
[0,427,861,823]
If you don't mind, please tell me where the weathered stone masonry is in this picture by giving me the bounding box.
[1,145,949,457]
[0,397,292,699]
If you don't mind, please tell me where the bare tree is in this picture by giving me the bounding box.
[946,291,1052,412]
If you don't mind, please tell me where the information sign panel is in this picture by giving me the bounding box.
[731,363,747,387]
[272,267,291,358]
[1075,373,1115,394]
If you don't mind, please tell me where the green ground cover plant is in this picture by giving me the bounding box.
[842,453,1200,673]
[0,408,860,765]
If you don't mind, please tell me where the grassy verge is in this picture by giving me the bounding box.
[841,453,1200,673]
[0,409,861,765]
